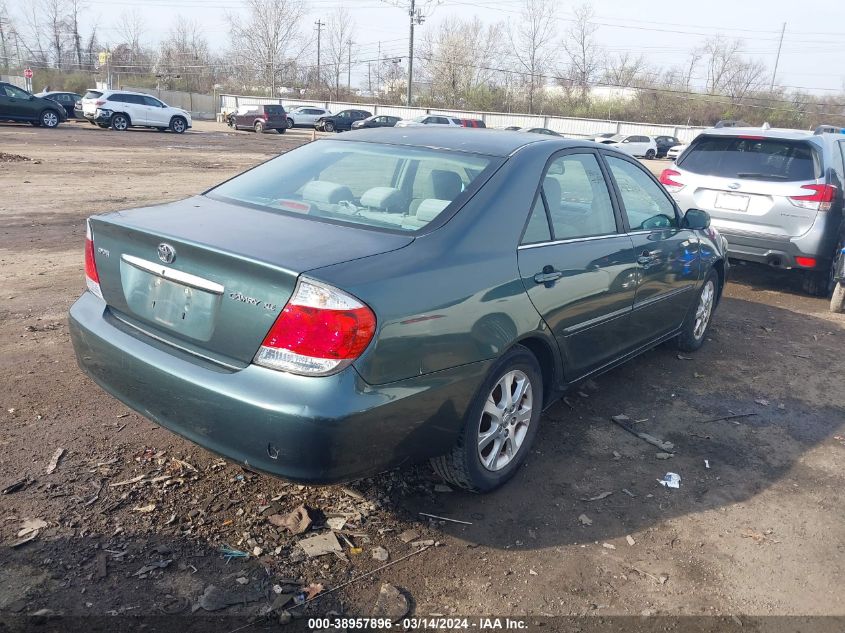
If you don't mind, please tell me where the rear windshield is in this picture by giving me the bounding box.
[678,135,822,181]
[264,105,285,115]
[83,90,102,99]
[207,140,498,232]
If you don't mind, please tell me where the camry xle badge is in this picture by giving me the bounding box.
[157,243,176,264]
[728,182,741,190]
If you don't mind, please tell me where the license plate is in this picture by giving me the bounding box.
[715,192,750,212]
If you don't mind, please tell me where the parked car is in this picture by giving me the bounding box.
[517,127,561,136]
[285,106,331,128]
[714,119,749,128]
[0,82,67,128]
[457,119,486,128]
[661,126,845,296]
[226,104,287,134]
[598,134,658,159]
[666,144,688,161]
[315,109,371,132]
[832,238,845,313]
[655,135,681,158]
[351,114,401,130]
[36,91,83,119]
[395,115,462,128]
[70,128,727,492]
[594,132,617,142]
[81,90,191,133]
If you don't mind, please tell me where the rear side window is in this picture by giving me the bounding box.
[83,90,103,99]
[678,136,821,181]
[542,153,617,240]
[264,105,285,115]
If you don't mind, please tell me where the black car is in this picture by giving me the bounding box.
[36,91,84,119]
[0,82,67,128]
[654,135,681,158]
[351,114,401,130]
[316,109,372,132]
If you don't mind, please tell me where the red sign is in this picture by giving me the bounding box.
[24,68,33,79]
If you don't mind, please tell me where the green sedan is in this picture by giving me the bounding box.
[69,128,728,492]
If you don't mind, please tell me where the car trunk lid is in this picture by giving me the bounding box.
[88,195,412,367]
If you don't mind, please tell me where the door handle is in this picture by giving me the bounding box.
[534,270,563,284]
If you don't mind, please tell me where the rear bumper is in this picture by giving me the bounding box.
[69,292,488,483]
[717,217,834,271]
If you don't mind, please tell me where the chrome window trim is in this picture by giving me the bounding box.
[121,254,225,295]
[517,232,624,250]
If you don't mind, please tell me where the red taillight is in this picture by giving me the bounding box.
[789,184,836,211]
[795,256,818,268]
[738,135,765,140]
[84,220,103,299]
[659,168,684,193]
[95,99,105,106]
[253,279,376,376]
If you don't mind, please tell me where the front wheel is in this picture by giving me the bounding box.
[41,110,60,128]
[430,345,543,492]
[170,116,187,134]
[677,269,718,352]
[286,117,294,129]
[645,149,656,159]
[323,121,335,132]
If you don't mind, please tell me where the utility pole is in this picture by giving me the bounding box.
[770,22,786,91]
[314,19,325,90]
[347,38,352,92]
[407,0,415,106]
[377,41,381,96]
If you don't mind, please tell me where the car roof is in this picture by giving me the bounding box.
[332,127,589,157]
[104,90,152,97]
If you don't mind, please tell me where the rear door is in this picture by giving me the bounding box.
[517,150,637,379]
[603,153,700,343]
[674,135,825,240]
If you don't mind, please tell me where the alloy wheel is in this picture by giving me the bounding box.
[112,115,128,131]
[42,111,58,127]
[693,280,715,340]
[172,118,186,133]
[477,370,533,472]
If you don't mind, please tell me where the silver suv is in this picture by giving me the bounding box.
[661,127,845,296]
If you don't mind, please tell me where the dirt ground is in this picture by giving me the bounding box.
[1,121,844,631]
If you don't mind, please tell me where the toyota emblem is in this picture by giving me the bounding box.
[157,243,176,264]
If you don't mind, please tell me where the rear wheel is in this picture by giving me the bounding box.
[430,345,542,492]
[254,121,265,133]
[276,127,286,134]
[830,236,845,313]
[645,148,656,159]
[111,113,129,131]
[286,117,294,128]
[677,269,718,352]
[831,283,845,314]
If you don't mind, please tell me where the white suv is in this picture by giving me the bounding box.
[598,134,658,159]
[81,90,192,133]
[395,115,462,128]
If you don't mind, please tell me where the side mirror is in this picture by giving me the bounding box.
[683,208,711,230]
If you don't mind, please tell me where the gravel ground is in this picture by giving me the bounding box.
[1,121,843,631]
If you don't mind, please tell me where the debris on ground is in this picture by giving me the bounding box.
[704,459,711,469]
[398,529,420,543]
[9,518,48,547]
[611,415,674,452]
[419,512,472,525]
[45,447,65,474]
[411,539,435,547]
[655,452,674,460]
[268,504,312,534]
[133,559,172,577]
[371,546,389,561]
[433,484,453,493]
[658,473,681,489]
[371,583,410,622]
[0,152,31,162]
[132,503,156,513]
[220,546,249,562]
[677,354,693,360]
[755,398,770,406]
[626,535,636,546]
[326,516,347,531]
[582,491,613,501]
[578,514,593,526]
[196,584,263,612]
[2,476,33,494]
[298,531,343,558]
[622,488,636,497]
[602,543,616,550]
[741,528,780,544]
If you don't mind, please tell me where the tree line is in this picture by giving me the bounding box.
[0,0,842,128]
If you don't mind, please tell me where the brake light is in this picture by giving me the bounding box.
[84,220,103,299]
[795,256,817,268]
[95,99,105,106]
[738,135,765,140]
[253,279,376,376]
[789,184,836,211]
[659,168,685,193]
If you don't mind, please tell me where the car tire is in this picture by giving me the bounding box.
[96,122,109,129]
[40,109,60,128]
[254,121,265,133]
[677,269,719,352]
[645,149,656,159]
[170,116,188,134]
[323,121,335,132]
[111,113,129,131]
[286,117,294,129]
[831,282,845,313]
[430,344,543,493]
[276,127,286,134]
[801,269,830,297]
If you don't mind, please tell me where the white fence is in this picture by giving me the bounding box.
[219,93,708,142]
[124,86,216,120]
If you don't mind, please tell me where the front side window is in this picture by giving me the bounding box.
[207,140,497,232]
[4,85,30,98]
[541,153,617,240]
[605,155,678,230]
[143,96,163,107]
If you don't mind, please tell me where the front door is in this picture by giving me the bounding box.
[1,84,34,119]
[517,150,638,379]
[143,96,169,126]
[602,153,700,344]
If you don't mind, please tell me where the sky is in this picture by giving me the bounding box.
[75,0,845,94]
